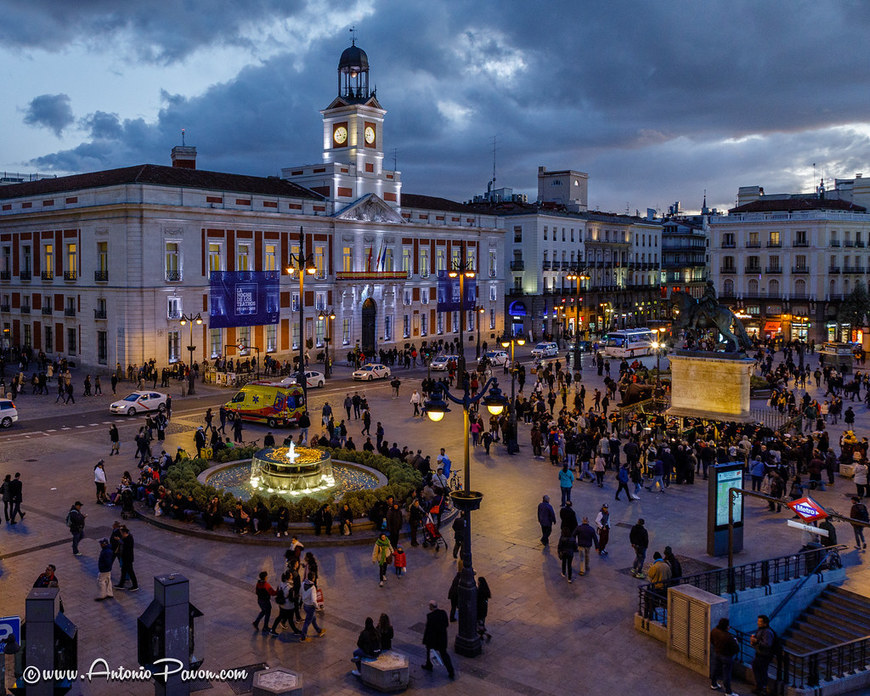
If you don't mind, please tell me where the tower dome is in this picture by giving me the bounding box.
[337,39,370,101]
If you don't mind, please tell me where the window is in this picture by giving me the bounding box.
[437,312,444,334]
[314,318,325,347]
[421,290,429,305]
[383,247,394,272]
[315,292,326,311]
[722,233,735,248]
[208,243,222,276]
[237,244,251,272]
[402,248,412,277]
[543,227,548,241]
[420,313,428,336]
[571,229,575,242]
[747,255,760,271]
[1,246,10,274]
[237,327,251,352]
[451,312,459,333]
[562,228,566,242]
[403,289,412,306]
[514,226,522,243]
[466,247,475,271]
[168,296,182,320]
[795,230,808,246]
[97,241,108,273]
[748,232,759,247]
[451,247,461,271]
[831,230,839,246]
[265,244,277,271]
[23,323,31,348]
[436,248,446,272]
[314,246,325,277]
[210,328,222,358]
[384,315,393,341]
[97,331,107,364]
[466,310,474,332]
[342,246,353,272]
[96,298,106,317]
[769,255,780,271]
[769,231,780,247]
[43,245,53,276]
[266,325,277,352]
[66,243,77,277]
[291,292,299,311]
[364,246,373,270]
[403,314,410,338]
[419,247,430,277]
[291,322,300,350]
[165,242,180,280]
[342,318,351,345]
[167,330,180,363]
[44,325,53,353]
[490,284,497,302]
[22,245,31,273]
[488,249,497,278]
[489,308,496,330]
[795,255,807,270]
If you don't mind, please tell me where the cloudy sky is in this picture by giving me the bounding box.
[2,0,870,214]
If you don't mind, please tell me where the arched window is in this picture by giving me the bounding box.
[794,279,806,297]
[748,279,759,295]
[768,279,779,296]
[723,279,734,296]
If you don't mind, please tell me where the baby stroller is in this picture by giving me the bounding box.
[421,511,448,553]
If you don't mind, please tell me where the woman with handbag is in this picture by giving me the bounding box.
[372,533,394,587]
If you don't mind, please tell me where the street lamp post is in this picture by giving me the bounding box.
[424,379,507,657]
[178,312,203,394]
[318,308,336,378]
[500,332,525,454]
[449,241,476,380]
[565,269,589,374]
[475,306,485,359]
[285,228,317,404]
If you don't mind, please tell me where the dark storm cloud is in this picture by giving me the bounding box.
[23,93,74,136]
[21,0,870,210]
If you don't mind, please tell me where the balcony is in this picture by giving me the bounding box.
[41,270,54,280]
[0,304,9,312]
[542,261,552,271]
[165,270,181,282]
[41,306,52,315]
[789,292,814,300]
[765,266,783,274]
[508,287,525,296]
[830,240,840,247]
[721,242,736,248]
[720,267,736,274]
[766,241,782,248]
[745,266,762,274]
[828,266,841,274]
[510,260,525,271]
[844,266,865,274]
[845,240,855,248]
[64,307,76,317]
[792,266,809,274]
[746,242,761,248]
[19,270,31,281]
[858,241,866,248]
[167,308,181,320]
[63,271,77,281]
[94,308,107,319]
[793,240,809,247]
[20,305,31,314]
[94,270,108,282]
[0,270,9,281]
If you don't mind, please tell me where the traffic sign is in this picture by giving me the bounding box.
[0,616,21,647]
[787,519,829,536]
[788,496,828,522]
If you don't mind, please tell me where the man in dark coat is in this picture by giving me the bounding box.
[537,495,557,546]
[386,502,404,549]
[422,600,455,679]
[114,526,139,591]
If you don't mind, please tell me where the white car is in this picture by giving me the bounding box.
[279,370,326,388]
[482,350,509,366]
[352,364,391,381]
[0,399,18,428]
[430,355,459,371]
[109,391,168,416]
[530,342,559,359]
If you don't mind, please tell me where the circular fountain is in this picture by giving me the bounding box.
[251,441,335,495]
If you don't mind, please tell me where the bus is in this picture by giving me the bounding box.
[603,329,655,358]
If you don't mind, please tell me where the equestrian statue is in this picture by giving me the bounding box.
[670,282,753,352]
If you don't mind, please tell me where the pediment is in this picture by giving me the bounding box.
[333,194,404,224]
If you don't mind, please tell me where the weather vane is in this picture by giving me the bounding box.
[349,25,357,45]
[181,128,186,146]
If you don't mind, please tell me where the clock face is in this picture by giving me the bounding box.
[364,126,376,145]
[333,125,348,146]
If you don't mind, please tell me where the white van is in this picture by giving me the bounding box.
[530,342,558,359]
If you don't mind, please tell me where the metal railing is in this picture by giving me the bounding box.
[64,307,76,317]
[0,270,9,280]
[63,271,77,281]
[94,308,107,319]
[40,270,54,280]
[510,260,525,271]
[41,306,52,315]
[637,547,831,627]
[94,270,108,282]
[19,270,31,281]
[165,270,181,282]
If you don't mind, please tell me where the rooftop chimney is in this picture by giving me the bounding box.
[171,145,197,169]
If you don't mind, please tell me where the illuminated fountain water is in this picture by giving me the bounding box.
[250,442,336,495]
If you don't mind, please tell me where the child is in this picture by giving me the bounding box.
[393,545,407,577]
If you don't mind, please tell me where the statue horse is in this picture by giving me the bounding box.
[670,290,753,352]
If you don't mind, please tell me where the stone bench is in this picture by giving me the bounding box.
[359,650,410,692]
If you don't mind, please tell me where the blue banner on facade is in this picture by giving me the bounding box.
[436,270,477,312]
[209,271,280,328]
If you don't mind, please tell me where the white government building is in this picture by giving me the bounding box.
[0,41,506,369]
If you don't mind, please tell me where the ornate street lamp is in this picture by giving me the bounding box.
[285,228,317,403]
[424,378,507,657]
[178,312,203,394]
[499,332,525,454]
[566,268,590,373]
[318,308,337,378]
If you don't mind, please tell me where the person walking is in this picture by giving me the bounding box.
[850,496,869,549]
[372,533,394,587]
[94,461,107,504]
[595,504,610,556]
[95,538,115,601]
[109,424,120,456]
[233,416,244,444]
[557,529,578,582]
[410,389,422,417]
[7,472,24,523]
[299,572,326,642]
[1,474,11,523]
[615,463,632,501]
[451,513,466,560]
[386,501,403,549]
[629,518,649,578]
[558,462,574,507]
[750,614,776,695]
[710,617,739,696]
[114,526,139,591]
[574,517,599,576]
[252,571,276,633]
[66,501,86,556]
[537,494,557,546]
[422,600,455,679]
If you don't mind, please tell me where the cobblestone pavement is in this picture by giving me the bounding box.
[2,350,870,695]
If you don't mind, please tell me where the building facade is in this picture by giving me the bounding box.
[0,42,505,369]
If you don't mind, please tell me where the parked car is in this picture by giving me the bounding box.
[0,399,18,428]
[109,391,168,416]
[430,355,459,371]
[530,342,559,358]
[482,350,509,366]
[279,370,326,389]
[352,363,391,381]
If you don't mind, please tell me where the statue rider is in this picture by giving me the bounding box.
[694,281,718,328]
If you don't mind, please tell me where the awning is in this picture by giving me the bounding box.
[764,321,781,332]
[508,300,527,317]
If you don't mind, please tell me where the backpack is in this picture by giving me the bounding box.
[855,503,869,523]
[275,586,287,606]
[65,510,74,528]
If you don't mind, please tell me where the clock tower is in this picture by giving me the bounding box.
[283,40,401,208]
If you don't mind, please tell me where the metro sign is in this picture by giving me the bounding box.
[788,496,828,522]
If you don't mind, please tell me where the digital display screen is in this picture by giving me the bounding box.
[716,468,743,527]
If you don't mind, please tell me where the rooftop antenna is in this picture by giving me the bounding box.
[392,148,398,171]
[349,25,357,46]
[812,162,816,194]
[486,136,497,197]
[181,128,186,146]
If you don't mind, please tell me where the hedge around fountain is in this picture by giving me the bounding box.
[162,445,423,523]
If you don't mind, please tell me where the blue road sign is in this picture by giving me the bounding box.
[0,615,21,646]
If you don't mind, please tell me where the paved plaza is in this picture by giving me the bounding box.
[2,349,870,696]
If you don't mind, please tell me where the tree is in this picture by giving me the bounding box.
[837,284,870,329]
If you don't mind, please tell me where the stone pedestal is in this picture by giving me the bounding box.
[252,667,303,696]
[668,352,754,422]
[359,651,410,692]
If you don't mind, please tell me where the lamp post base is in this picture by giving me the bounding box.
[454,630,482,658]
